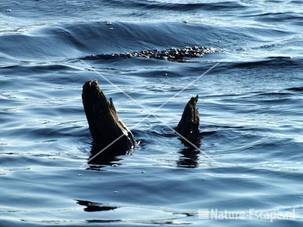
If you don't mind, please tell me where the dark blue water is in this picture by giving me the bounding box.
[1,0,303,226]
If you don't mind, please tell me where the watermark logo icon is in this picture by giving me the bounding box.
[198,208,296,222]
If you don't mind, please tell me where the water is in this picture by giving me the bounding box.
[0,0,303,226]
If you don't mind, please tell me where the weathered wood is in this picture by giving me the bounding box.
[82,80,135,164]
[176,95,200,144]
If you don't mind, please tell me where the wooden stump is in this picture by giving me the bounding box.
[176,95,200,144]
[82,80,136,164]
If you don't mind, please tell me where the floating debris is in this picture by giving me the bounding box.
[114,46,217,61]
[82,46,217,62]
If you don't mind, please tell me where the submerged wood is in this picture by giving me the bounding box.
[82,80,135,164]
[176,95,200,144]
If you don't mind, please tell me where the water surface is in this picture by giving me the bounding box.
[0,0,303,226]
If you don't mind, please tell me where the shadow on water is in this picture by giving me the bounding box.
[77,200,121,224]
[77,200,118,212]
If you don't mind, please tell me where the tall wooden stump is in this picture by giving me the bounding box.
[82,80,136,164]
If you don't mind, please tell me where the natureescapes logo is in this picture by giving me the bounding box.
[197,208,296,222]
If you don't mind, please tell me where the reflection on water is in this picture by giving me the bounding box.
[178,146,200,168]
[88,144,123,166]
[77,200,118,212]
[177,134,202,168]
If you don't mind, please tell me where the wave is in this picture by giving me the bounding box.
[108,0,246,12]
[229,56,303,69]
[287,87,303,92]
[0,21,253,61]
[252,12,303,24]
